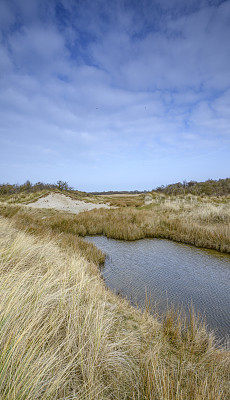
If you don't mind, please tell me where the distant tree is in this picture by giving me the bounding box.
[20,180,32,192]
[56,180,71,191]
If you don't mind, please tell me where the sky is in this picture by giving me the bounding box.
[0,0,229,191]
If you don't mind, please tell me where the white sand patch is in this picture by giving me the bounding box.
[26,193,110,214]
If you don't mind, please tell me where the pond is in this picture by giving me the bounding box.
[84,236,230,342]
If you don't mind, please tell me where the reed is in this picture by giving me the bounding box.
[0,216,229,399]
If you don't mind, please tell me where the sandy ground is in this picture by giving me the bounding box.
[26,193,111,214]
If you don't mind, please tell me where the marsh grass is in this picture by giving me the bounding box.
[0,216,229,399]
[0,188,95,206]
[0,189,51,204]
[0,204,105,266]
[99,194,145,207]
[0,191,229,252]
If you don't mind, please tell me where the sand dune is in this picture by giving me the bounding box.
[26,193,110,214]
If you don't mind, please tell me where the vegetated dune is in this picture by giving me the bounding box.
[0,216,229,399]
[0,192,229,252]
[26,192,111,214]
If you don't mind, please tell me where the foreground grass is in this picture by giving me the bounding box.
[0,216,229,399]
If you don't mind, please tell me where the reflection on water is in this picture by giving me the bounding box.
[84,236,230,341]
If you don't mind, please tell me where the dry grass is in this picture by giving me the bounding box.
[0,204,105,266]
[0,191,229,252]
[0,218,140,399]
[0,216,229,399]
[99,194,145,207]
[0,189,51,204]
[0,189,96,206]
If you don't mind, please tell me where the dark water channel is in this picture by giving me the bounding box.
[84,236,230,342]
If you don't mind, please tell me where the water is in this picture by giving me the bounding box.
[84,236,230,341]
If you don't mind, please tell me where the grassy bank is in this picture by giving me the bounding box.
[0,215,229,399]
[0,192,229,253]
[0,188,99,206]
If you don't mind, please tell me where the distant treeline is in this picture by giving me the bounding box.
[1,178,229,197]
[154,178,230,196]
[0,180,73,195]
[0,182,147,196]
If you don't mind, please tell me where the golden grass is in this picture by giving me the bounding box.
[0,216,229,399]
[0,204,105,266]
[0,188,94,205]
[0,191,229,252]
[0,189,52,204]
[99,194,145,207]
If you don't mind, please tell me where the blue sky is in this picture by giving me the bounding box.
[0,0,229,191]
